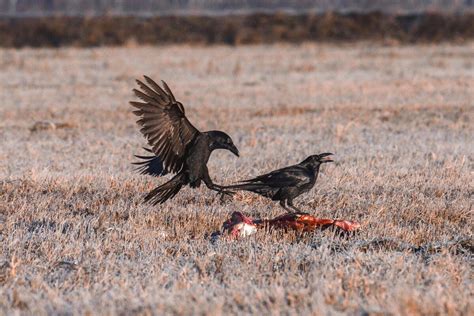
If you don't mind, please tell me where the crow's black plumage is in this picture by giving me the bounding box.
[226,153,333,212]
[131,76,239,205]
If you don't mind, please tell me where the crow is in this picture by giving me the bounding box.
[131,76,239,205]
[225,153,333,212]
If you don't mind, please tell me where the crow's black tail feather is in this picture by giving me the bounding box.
[144,173,187,205]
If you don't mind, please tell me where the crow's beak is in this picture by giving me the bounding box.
[319,153,334,163]
[229,144,240,157]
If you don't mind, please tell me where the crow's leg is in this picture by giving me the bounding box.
[203,171,235,197]
[287,199,305,213]
[207,181,236,197]
[208,184,235,197]
[213,184,236,197]
[279,200,294,213]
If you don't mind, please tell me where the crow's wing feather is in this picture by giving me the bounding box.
[132,148,168,177]
[131,76,199,174]
[243,165,311,188]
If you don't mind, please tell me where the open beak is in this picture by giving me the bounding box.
[229,144,240,157]
[319,152,334,163]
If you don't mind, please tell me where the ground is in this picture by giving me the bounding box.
[0,42,473,315]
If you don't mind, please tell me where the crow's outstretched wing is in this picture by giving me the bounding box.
[131,76,199,174]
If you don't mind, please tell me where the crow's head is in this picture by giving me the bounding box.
[207,130,239,157]
[302,153,334,166]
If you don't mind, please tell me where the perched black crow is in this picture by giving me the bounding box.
[131,76,239,205]
[226,153,333,212]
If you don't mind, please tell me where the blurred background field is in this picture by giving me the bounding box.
[0,1,473,315]
[0,0,474,47]
[1,0,473,16]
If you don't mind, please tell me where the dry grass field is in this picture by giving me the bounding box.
[0,42,473,315]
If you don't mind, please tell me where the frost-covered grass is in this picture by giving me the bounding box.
[0,43,472,315]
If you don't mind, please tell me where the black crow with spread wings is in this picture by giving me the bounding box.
[226,153,333,212]
[131,76,239,205]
